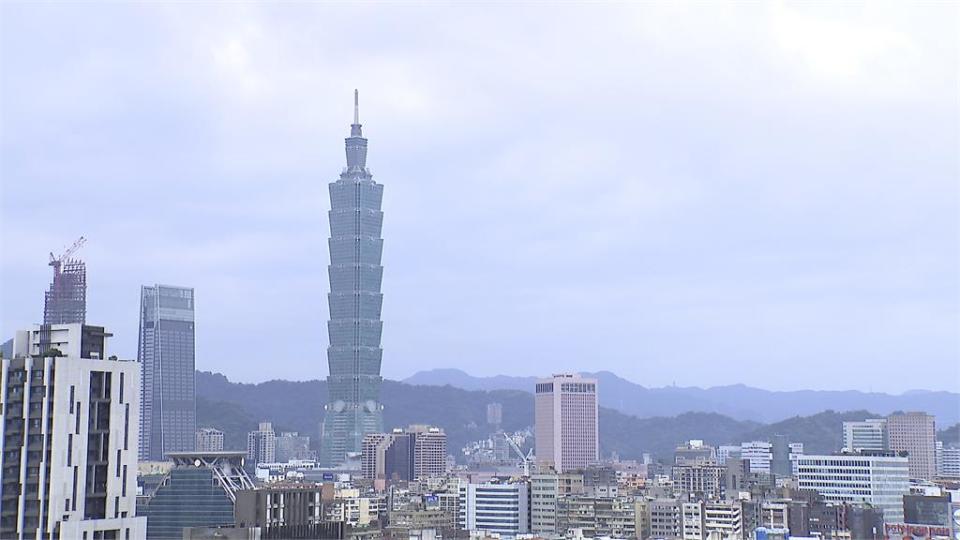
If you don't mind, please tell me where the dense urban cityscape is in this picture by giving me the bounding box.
[1,90,958,540]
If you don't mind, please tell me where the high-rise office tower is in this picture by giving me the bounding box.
[843,419,888,452]
[1,324,145,539]
[739,441,774,474]
[320,91,385,466]
[138,284,197,461]
[796,452,910,523]
[886,412,937,480]
[535,373,599,473]
[361,425,447,483]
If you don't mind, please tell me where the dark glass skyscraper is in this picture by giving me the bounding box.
[320,91,385,466]
[138,284,197,461]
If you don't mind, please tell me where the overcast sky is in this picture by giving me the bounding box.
[1,3,957,393]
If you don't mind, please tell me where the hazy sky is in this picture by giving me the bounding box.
[1,3,957,393]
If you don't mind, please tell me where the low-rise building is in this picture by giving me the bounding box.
[530,471,583,534]
[234,483,334,529]
[557,495,639,539]
[647,498,682,540]
[138,451,256,539]
[458,481,529,538]
[672,463,726,500]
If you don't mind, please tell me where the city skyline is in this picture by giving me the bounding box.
[1,3,958,393]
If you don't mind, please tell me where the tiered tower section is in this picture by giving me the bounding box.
[320,91,385,466]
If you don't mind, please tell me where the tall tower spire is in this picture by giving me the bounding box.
[354,89,359,124]
[351,89,362,137]
[345,89,367,170]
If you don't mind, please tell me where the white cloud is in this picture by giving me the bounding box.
[1,2,956,391]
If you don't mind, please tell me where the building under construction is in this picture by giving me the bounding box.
[43,237,87,325]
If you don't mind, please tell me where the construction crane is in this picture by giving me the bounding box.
[501,432,535,477]
[49,236,86,274]
[44,236,88,325]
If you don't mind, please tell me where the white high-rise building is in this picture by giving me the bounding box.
[937,443,960,478]
[739,441,773,474]
[535,373,598,473]
[0,324,146,539]
[459,481,530,538]
[796,453,910,523]
[843,419,887,452]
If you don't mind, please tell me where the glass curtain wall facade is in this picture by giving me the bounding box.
[138,285,197,461]
[320,91,385,466]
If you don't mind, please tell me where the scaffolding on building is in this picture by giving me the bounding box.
[43,236,87,325]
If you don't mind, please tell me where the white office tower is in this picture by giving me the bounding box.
[1,324,145,540]
[937,443,960,478]
[459,481,530,538]
[796,453,910,523]
[843,419,887,452]
[535,373,598,473]
[739,441,773,474]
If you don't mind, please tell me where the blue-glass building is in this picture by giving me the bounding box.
[138,284,197,461]
[137,452,253,539]
[320,91,385,466]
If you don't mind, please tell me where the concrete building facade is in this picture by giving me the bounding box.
[886,412,937,480]
[361,425,447,484]
[534,373,598,473]
[530,471,584,534]
[1,324,145,540]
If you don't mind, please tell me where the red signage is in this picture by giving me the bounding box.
[883,522,952,539]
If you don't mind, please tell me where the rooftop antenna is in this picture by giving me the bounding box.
[353,89,359,125]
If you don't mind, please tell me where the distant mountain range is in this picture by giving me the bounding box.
[195,371,959,462]
[403,369,960,425]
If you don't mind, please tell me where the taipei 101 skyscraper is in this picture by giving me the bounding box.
[320,91,385,466]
